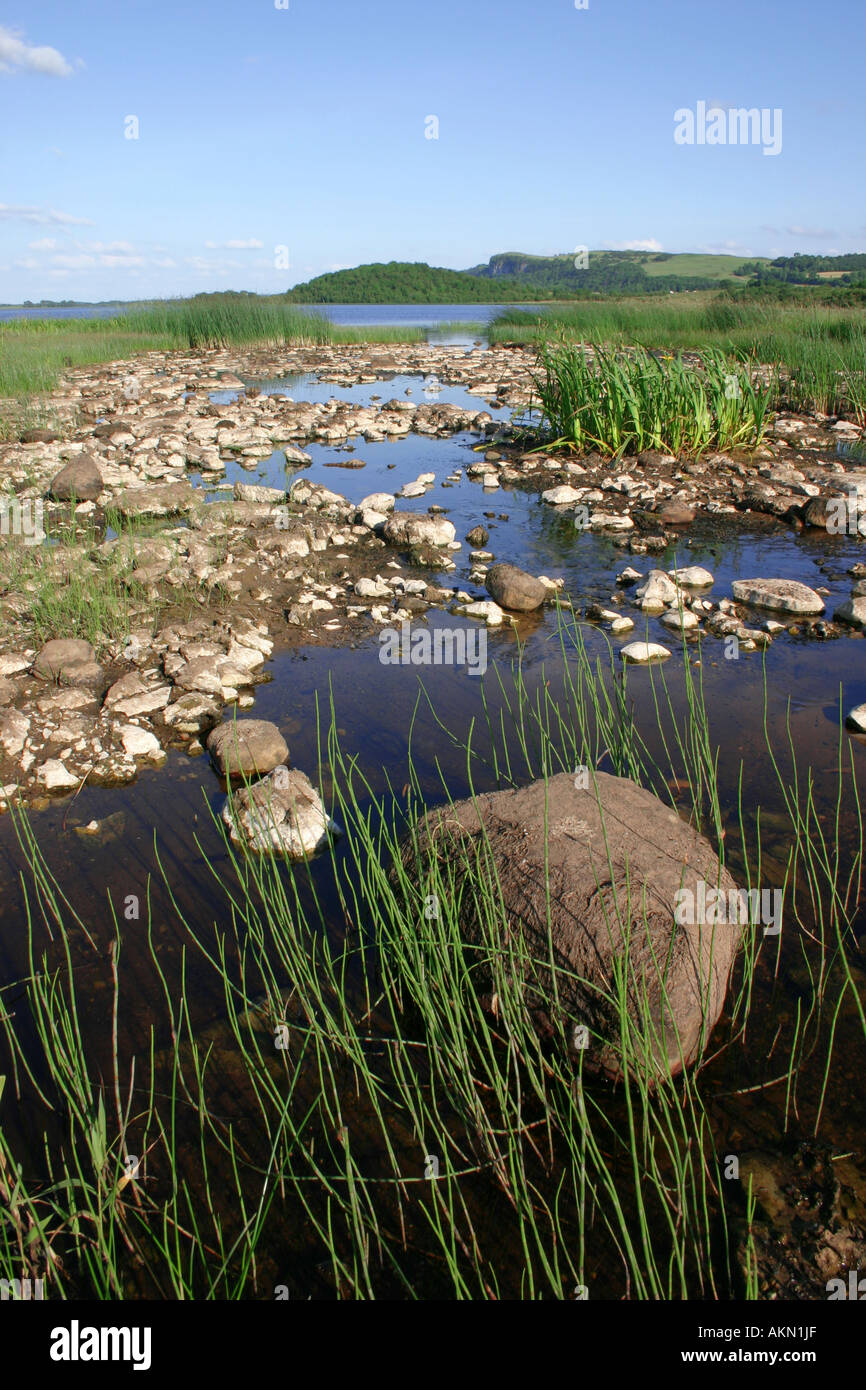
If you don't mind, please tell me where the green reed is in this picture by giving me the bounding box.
[529,341,771,457]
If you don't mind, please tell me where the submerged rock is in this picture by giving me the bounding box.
[403,771,741,1082]
[222,767,336,857]
[731,1142,866,1300]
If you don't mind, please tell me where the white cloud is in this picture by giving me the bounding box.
[786,225,836,238]
[605,239,664,253]
[0,204,93,226]
[15,236,176,277]
[699,240,753,255]
[0,26,73,78]
[204,238,264,250]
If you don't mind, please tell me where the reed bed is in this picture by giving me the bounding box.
[0,618,863,1299]
[0,298,424,415]
[492,299,866,424]
[528,341,772,457]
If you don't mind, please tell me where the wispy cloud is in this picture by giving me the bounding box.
[0,204,93,226]
[16,238,155,273]
[786,224,836,238]
[204,238,264,250]
[605,238,664,253]
[0,26,73,78]
[699,240,753,255]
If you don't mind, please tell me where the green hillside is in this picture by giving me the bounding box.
[640,252,768,280]
[285,261,552,304]
[285,250,861,304]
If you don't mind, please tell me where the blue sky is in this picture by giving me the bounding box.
[1,0,863,301]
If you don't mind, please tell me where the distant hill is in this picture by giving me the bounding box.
[466,249,768,293]
[285,261,552,304]
[286,250,777,303]
[739,252,866,286]
[284,250,866,304]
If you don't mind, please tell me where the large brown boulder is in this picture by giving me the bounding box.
[48,454,104,503]
[657,501,695,525]
[485,563,547,613]
[21,427,60,444]
[33,639,106,692]
[207,719,288,778]
[404,771,742,1082]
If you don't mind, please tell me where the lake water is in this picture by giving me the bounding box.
[0,302,523,340]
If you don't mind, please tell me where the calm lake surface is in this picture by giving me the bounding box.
[0,303,523,339]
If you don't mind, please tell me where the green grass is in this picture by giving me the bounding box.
[0,510,229,651]
[641,253,765,281]
[493,298,866,424]
[0,324,174,402]
[1,617,863,1299]
[0,296,426,424]
[527,340,772,457]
